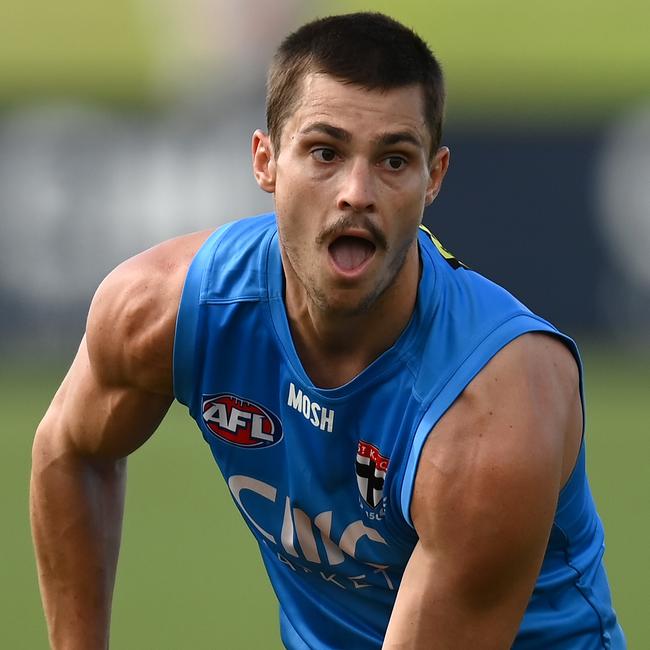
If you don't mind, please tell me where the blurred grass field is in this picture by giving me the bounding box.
[2,345,647,649]
[1,0,649,122]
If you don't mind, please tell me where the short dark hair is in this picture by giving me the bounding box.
[266,12,445,158]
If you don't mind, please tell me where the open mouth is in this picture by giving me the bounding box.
[328,235,376,274]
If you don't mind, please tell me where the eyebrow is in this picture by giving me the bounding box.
[299,122,351,142]
[375,131,423,149]
[299,122,424,151]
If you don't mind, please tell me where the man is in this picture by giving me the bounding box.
[31,12,625,649]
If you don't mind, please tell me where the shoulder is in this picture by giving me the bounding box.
[458,333,580,420]
[419,227,541,340]
[184,212,278,302]
[86,229,214,395]
[411,332,582,546]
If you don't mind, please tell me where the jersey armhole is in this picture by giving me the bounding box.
[398,314,577,528]
[172,223,235,407]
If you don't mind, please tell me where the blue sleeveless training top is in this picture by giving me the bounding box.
[174,213,624,649]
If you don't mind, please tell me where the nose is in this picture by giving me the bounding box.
[336,159,376,213]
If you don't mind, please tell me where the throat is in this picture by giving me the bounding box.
[287,302,396,388]
[293,336,378,389]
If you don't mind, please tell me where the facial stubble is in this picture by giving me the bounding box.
[280,218,417,318]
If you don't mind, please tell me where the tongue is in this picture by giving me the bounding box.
[329,236,375,271]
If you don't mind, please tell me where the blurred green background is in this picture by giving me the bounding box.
[2,0,648,647]
[2,0,649,119]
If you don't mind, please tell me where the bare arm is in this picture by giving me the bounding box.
[30,231,210,649]
[383,333,583,649]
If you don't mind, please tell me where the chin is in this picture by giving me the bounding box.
[317,284,386,317]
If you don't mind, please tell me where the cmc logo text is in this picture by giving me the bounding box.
[202,393,283,448]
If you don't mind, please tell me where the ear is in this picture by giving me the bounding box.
[252,129,276,193]
[425,146,450,206]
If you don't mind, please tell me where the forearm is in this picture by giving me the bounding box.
[383,590,520,650]
[30,428,126,650]
[382,545,526,649]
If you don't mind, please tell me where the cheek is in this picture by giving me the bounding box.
[275,171,326,234]
[275,204,311,261]
[382,172,430,211]
[274,171,310,222]
[386,202,426,248]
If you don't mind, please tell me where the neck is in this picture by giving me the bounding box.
[283,245,420,388]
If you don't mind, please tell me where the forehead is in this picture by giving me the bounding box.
[283,73,429,146]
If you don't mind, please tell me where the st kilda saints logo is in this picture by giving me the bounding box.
[202,394,283,448]
[356,441,390,509]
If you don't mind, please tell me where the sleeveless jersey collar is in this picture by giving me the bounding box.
[265,228,438,398]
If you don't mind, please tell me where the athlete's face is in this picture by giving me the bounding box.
[253,73,449,316]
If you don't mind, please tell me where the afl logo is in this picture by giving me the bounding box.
[202,394,283,448]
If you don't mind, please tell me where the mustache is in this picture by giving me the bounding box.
[316,215,388,250]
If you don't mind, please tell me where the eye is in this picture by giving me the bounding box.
[311,148,338,163]
[381,156,407,171]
